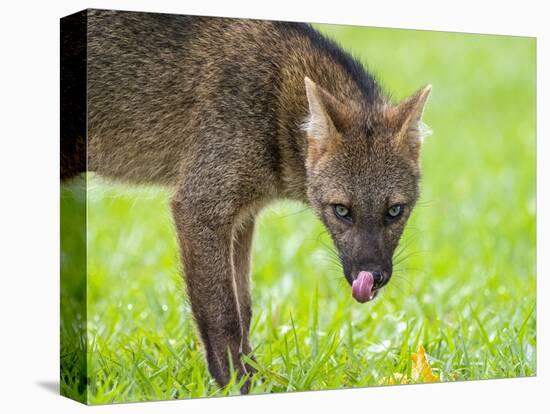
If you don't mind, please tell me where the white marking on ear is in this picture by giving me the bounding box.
[418,120,433,143]
[303,76,334,141]
[397,84,433,146]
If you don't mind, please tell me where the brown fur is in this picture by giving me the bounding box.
[61,9,431,393]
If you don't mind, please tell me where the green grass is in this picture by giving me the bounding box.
[60,24,536,404]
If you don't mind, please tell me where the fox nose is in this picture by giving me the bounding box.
[372,271,384,288]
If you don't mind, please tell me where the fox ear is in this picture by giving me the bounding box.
[303,77,346,158]
[393,84,432,159]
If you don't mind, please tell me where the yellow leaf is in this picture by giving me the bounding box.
[378,344,440,385]
[411,345,440,383]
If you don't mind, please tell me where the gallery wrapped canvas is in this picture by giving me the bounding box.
[60,9,536,404]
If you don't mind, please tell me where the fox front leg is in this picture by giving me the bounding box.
[232,216,256,373]
[232,216,255,349]
[171,196,252,393]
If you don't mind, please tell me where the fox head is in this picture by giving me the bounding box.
[303,77,431,303]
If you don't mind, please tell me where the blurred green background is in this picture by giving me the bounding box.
[60,24,536,404]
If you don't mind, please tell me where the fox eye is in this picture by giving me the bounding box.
[333,204,352,222]
[386,204,403,219]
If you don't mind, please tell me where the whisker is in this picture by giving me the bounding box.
[393,250,427,266]
[386,279,409,295]
[414,199,435,208]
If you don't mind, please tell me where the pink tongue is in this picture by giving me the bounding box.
[352,271,375,303]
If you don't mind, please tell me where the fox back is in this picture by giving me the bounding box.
[84,11,389,191]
